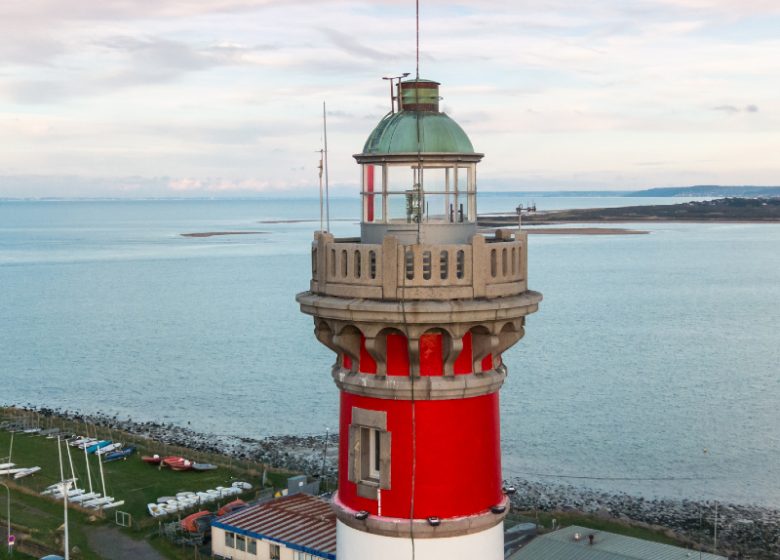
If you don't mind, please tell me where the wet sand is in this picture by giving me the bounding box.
[180,231,269,237]
[524,227,649,235]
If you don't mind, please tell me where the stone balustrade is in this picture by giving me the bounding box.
[310,229,528,300]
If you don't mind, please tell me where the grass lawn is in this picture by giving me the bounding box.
[1,430,261,522]
[0,420,294,558]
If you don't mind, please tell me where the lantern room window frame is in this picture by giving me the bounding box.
[361,162,477,225]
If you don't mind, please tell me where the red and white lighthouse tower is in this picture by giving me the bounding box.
[298,78,542,560]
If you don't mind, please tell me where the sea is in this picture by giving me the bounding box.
[1,195,779,507]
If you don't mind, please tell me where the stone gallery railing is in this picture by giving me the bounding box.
[310,230,528,300]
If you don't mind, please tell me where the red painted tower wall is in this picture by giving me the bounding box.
[338,391,502,519]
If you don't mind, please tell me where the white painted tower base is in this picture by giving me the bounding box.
[336,520,504,560]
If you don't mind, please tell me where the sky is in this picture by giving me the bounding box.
[1,0,779,197]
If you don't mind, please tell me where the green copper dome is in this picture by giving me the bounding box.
[362,111,475,154]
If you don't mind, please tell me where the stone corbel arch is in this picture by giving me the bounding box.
[333,324,363,373]
[419,327,454,377]
[443,325,467,377]
[470,324,499,373]
[360,324,387,378]
[375,326,410,377]
[496,319,525,353]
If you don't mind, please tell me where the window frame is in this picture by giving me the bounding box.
[348,407,391,500]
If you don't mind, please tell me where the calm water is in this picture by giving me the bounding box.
[1,196,778,506]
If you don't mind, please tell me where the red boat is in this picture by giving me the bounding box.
[163,456,193,471]
[181,510,213,533]
[141,454,162,465]
[217,499,246,517]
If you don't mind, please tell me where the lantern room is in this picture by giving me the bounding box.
[354,79,484,245]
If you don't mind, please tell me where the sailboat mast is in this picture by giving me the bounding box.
[65,439,76,486]
[97,450,108,499]
[57,436,65,485]
[84,444,94,494]
[57,437,70,560]
[323,101,331,232]
[318,149,325,232]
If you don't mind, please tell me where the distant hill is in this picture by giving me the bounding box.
[628,185,780,197]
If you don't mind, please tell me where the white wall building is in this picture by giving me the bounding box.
[211,494,336,560]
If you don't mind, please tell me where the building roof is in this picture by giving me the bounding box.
[212,493,336,560]
[510,525,726,560]
[361,110,475,155]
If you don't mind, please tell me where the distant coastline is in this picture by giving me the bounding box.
[3,184,780,201]
[479,197,780,227]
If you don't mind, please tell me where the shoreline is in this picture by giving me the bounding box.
[3,405,777,558]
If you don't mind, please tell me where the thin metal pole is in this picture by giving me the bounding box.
[65,439,76,488]
[57,437,69,560]
[713,500,718,552]
[0,482,10,557]
[320,428,329,482]
[318,149,324,232]
[84,444,93,494]
[323,102,331,232]
[416,0,420,79]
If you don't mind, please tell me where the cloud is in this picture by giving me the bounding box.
[712,104,760,114]
[319,28,395,62]
[168,177,316,193]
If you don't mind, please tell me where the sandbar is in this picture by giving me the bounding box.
[181,231,269,238]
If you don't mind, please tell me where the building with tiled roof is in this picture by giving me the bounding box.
[211,493,336,560]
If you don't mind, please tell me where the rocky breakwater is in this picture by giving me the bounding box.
[509,478,780,559]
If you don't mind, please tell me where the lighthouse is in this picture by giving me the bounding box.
[297,78,542,560]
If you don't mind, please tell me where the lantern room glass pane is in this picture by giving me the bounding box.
[387,165,414,192]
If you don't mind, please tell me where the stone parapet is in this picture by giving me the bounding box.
[310,230,529,301]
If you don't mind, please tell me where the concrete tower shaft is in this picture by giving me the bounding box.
[297,78,542,560]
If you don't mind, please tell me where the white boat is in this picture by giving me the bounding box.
[161,502,179,514]
[157,496,176,504]
[148,503,167,517]
[83,496,114,509]
[0,468,25,476]
[68,437,93,447]
[69,492,101,504]
[102,500,125,510]
[0,463,15,469]
[23,428,41,434]
[76,438,99,449]
[42,479,77,495]
[232,481,252,490]
[14,466,41,479]
[53,488,85,500]
[95,442,123,456]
